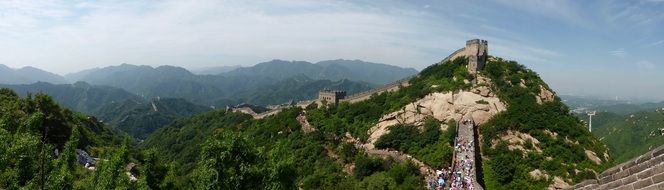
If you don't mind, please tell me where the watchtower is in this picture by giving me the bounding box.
[465,39,488,74]
[318,89,346,104]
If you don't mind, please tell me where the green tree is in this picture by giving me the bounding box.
[93,139,131,190]
[193,133,265,190]
[46,125,80,189]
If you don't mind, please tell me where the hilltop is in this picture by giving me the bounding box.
[0,64,67,84]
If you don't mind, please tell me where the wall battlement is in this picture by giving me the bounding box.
[566,145,664,190]
[437,39,488,74]
[318,88,347,104]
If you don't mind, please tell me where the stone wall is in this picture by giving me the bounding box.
[565,145,664,190]
[341,76,413,103]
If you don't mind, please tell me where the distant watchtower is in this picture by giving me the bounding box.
[318,89,346,104]
[465,39,488,74]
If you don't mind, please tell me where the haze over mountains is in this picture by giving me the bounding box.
[0,59,415,139]
[1,59,416,106]
[0,64,67,84]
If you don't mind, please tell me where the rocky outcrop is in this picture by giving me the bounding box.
[551,176,571,190]
[366,86,506,147]
[584,150,602,165]
[491,130,543,154]
[536,85,555,104]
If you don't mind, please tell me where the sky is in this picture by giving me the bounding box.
[0,0,663,101]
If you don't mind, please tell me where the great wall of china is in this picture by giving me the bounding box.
[234,39,488,119]
[233,39,664,189]
[566,145,664,190]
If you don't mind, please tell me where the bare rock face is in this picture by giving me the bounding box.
[549,176,571,190]
[529,169,549,180]
[366,87,507,146]
[536,85,555,104]
[584,150,602,165]
[491,130,543,154]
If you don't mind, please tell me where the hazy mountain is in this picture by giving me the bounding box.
[63,67,101,83]
[222,59,418,85]
[234,75,373,105]
[0,81,142,114]
[67,63,375,107]
[190,65,242,75]
[0,64,67,84]
[561,95,664,114]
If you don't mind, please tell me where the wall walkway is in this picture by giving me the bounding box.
[566,145,664,190]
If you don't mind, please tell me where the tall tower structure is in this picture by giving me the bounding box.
[587,111,596,132]
[465,39,488,74]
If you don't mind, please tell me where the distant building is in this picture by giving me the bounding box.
[318,89,346,104]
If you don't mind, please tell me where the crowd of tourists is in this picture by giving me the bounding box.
[427,119,478,190]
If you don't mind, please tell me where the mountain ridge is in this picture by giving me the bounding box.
[0,64,67,84]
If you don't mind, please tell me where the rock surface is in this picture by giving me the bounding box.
[366,87,506,148]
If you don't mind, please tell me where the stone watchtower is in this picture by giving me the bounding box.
[465,39,488,74]
[318,89,346,104]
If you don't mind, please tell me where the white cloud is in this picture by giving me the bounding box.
[609,49,628,58]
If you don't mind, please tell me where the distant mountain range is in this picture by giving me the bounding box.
[58,59,414,106]
[0,64,67,84]
[189,65,242,75]
[0,81,142,114]
[0,59,413,139]
[561,95,664,114]
[221,59,418,85]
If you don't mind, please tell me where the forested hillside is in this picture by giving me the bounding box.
[578,109,664,163]
[0,88,127,189]
[0,81,142,114]
[94,98,212,139]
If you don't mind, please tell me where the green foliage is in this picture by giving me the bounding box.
[374,117,454,168]
[354,153,386,180]
[0,88,126,190]
[585,110,664,163]
[92,139,131,190]
[136,149,169,190]
[479,58,612,189]
[46,126,80,190]
[95,98,212,139]
[193,133,266,190]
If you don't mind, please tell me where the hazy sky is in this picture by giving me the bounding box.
[1,0,663,101]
